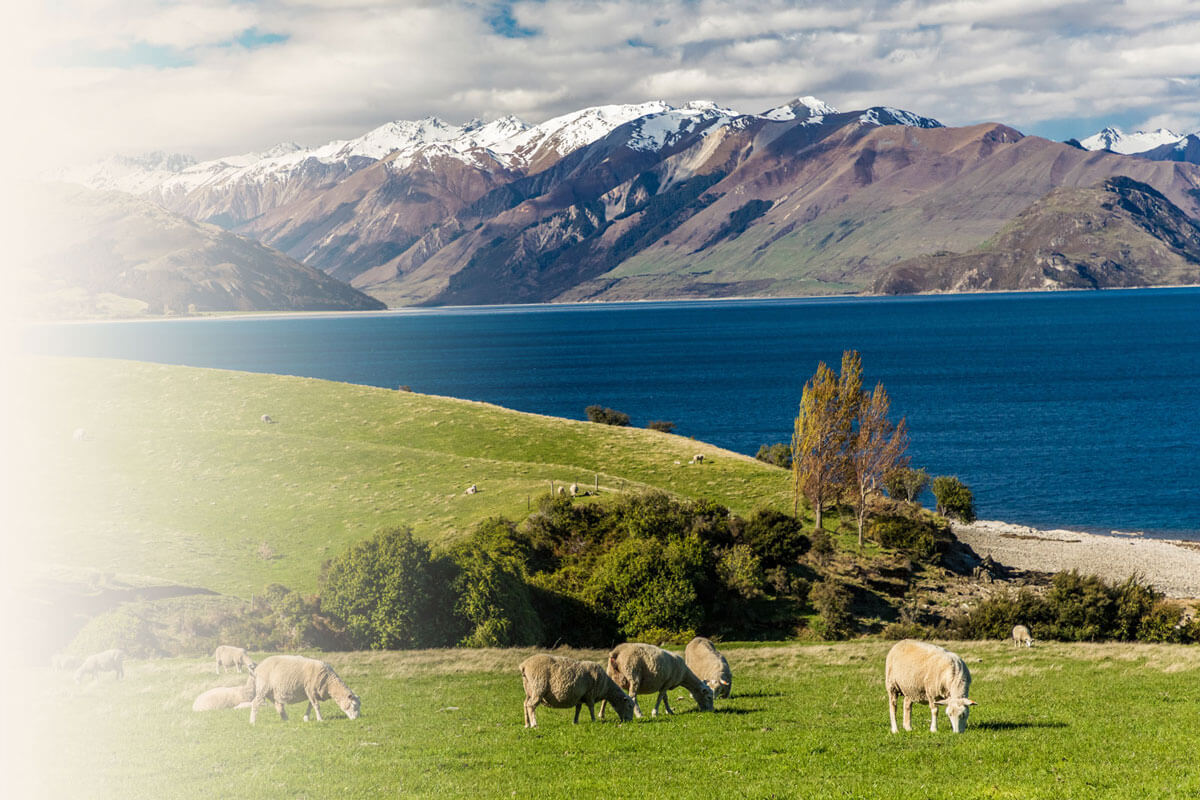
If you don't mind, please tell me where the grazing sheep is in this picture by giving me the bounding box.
[885,639,976,734]
[214,645,256,674]
[249,655,360,724]
[465,484,477,495]
[519,654,635,728]
[1011,624,1034,647]
[684,636,732,699]
[569,483,580,496]
[690,454,705,464]
[601,643,714,718]
[74,649,125,683]
[193,675,256,711]
[260,414,274,424]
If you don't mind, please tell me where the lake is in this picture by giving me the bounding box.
[23,288,1200,539]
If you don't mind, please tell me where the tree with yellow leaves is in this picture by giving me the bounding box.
[849,381,909,547]
[792,351,862,532]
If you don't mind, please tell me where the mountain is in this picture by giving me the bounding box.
[872,177,1200,293]
[1079,126,1181,155]
[1134,133,1200,164]
[19,184,385,319]
[60,97,1200,306]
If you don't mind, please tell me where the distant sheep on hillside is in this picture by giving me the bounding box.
[1011,624,1034,647]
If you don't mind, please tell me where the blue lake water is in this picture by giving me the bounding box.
[23,289,1200,539]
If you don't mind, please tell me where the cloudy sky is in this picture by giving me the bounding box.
[15,0,1200,164]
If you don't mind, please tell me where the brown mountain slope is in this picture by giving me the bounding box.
[871,177,1200,293]
[19,184,385,319]
[347,113,1200,305]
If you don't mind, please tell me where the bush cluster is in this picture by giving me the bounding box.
[319,493,817,648]
[953,570,1199,643]
[585,405,631,426]
[931,475,976,522]
[755,442,793,469]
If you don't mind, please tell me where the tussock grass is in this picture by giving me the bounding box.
[20,640,1200,799]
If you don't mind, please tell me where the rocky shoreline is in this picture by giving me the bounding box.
[951,519,1200,599]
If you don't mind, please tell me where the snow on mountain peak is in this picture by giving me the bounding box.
[626,102,738,152]
[1079,126,1181,155]
[858,107,943,129]
[761,96,839,121]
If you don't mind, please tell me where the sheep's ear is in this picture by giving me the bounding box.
[963,698,977,706]
[719,679,730,686]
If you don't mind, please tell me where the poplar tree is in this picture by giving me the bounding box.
[849,382,909,547]
[792,351,863,532]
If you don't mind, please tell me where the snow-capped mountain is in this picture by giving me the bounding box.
[1079,126,1181,155]
[760,95,839,121]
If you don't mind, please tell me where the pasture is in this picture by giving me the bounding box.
[23,640,1200,799]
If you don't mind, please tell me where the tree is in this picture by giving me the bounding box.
[320,528,458,649]
[450,519,543,647]
[884,467,929,503]
[931,475,976,522]
[586,405,631,426]
[647,420,676,433]
[792,351,861,531]
[848,382,909,547]
[755,442,793,468]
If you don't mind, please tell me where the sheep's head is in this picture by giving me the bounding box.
[613,691,636,723]
[340,693,361,720]
[245,659,257,673]
[692,683,715,712]
[937,697,976,733]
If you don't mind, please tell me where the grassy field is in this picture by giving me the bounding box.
[15,357,792,597]
[19,640,1200,799]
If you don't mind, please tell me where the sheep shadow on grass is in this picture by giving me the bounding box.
[973,720,1068,731]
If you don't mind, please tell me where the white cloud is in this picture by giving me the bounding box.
[17,0,1200,167]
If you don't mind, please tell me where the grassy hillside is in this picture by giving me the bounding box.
[22,640,1200,799]
[15,357,792,597]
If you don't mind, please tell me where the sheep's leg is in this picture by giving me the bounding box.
[584,701,596,722]
[629,682,643,718]
[524,700,536,728]
[116,663,123,680]
[928,701,938,732]
[275,700,288,721]
[888,690,899,734]
[654,690,674,716]
[902,697,913,731]
[598,699,607,719]
[250,697,262,724]
[573,703,582,724]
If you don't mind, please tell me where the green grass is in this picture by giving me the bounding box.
[15,357,792,596]
[23,640,1200,799]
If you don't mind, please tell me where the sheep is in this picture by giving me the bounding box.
[519,653,636,728]
[260,414,274,424]
[214,645,256,674]
[249,655,360,724]
[74,649,125,683]
[885,639,976,734]
[465,484,477,495]
[684,636,732,699]
[1011,624,1034,647]
[192,675,256,711]
[51,653,81,672]
[690,454,705,464]
[601,642,714,719]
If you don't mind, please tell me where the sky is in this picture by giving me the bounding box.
[12,0,1200,166]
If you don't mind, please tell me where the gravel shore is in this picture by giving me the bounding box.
[951,520,1200,598]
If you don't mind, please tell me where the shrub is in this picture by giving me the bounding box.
[931,475,976,522]
[810,578,855,640]
[450,519,543,648]
[740,508,810,568]
[882,621,930,640]
[755,442,793,469]
[716,544,766,599]
[585,405,631,426]
[647,420,676,433]
[809,529,835,563]
[320,528,459,649]
[884,467,930,503]
[870,514,948,562]
[585,534,708,639]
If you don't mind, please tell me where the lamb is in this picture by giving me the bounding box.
[214,645,256,674]
[684,636,732,699]
[885,639,976,734]
[193,675,256,711]
[74,649,125,683]
[249,655,360,724]
[601,642,714,718]
[519,653,636,728]
[1011,624,1034,647]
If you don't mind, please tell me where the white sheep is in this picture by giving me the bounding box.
[193,675,256,711]
[1011,624,1034,647]
[74,649,125,683]
[261,414,274,424]
[249,655,360,724]
[519,653,636,728]
[885,639,976,734]
[684,636,732,699]
[601,642,714,718]
[465,484,477,495]
[214,645,256,674]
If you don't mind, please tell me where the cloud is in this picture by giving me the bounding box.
[18,0,1200,166]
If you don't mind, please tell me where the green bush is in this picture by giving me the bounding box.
[647,420,676,433]
[321,528,459,649]
[450,519,543,647]
[585,534,708,639]
[740,508,810,568]
[931,475,976,522]
[870,515,948,561]
[810,578,854,640]
[716,544,766,599]
[884,467,929,502]
[585,405,631,426]
[810,529,835,563]
[755,442,793,469]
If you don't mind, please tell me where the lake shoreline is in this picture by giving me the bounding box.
[951,519,1200,598]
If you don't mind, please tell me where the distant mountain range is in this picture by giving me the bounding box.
[47,98,1200,313]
